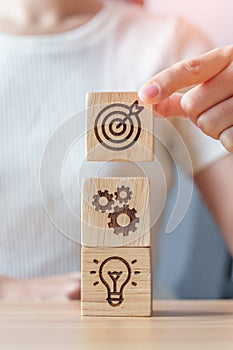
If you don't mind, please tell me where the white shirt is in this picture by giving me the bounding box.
[0,1,228,277]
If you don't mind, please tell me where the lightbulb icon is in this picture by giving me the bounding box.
[90,257,140,307]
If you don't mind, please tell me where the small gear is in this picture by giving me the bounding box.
[108,205,139,236]
[114,185,132,204]
[92,190,114,213]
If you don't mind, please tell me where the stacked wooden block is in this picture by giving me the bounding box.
[81,92,154,316]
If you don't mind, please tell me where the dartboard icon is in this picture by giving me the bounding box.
[94,100,144,151]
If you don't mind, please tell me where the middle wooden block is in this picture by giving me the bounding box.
[82,177,150,247]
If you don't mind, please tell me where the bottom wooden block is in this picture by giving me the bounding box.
[81,247,152,317]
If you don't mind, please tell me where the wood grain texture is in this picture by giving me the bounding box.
[81,177,150,247]
[86,92,154,162]
[1,301,233,350]
[81,247,152,316]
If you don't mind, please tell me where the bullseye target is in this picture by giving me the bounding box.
[94,100,144,151]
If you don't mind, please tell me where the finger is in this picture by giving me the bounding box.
[67,285,81,300]
[153,93,186,117]
[220,126,233,153]
[68,287,81,300]
[195,96,233,139]
[138,46,233,104]
[181,64,233,122]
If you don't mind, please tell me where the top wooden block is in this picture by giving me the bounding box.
[86,92,154,162]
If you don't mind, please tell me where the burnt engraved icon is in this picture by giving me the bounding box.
[114,185,132,204]
[90,257,141,307]
[92,186,139,236]
[92,190,114,213]
[108,205,139,236]
[94,100,144,151]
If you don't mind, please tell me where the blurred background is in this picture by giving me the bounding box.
[116,0,233,299]
[118,0,232,49]
[146,0,232,46]
[123,0,232,46]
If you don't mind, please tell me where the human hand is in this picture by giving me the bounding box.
[138,46,233,152]
[0,273,81,301]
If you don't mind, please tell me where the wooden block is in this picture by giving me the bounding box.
[82,177,150,247]
[81,247,152,316]
[86,92,154,162]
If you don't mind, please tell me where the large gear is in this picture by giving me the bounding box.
[114,185,132,204]
[92,190,114,213]
[108,205,139,236]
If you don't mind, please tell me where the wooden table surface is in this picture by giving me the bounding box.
[0,300,233,350]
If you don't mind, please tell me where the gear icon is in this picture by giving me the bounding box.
[114,186,132,204]
[108,205,139,236]
[92,190,114,213]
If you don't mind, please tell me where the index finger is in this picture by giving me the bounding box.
[138,46,233,104]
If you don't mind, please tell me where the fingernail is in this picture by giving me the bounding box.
[139,83,160,102]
